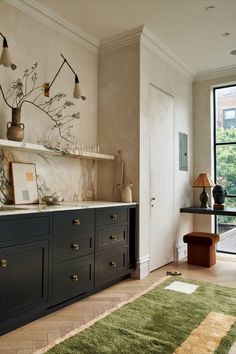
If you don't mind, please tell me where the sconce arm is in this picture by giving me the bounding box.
[44,53,85,99]
[45,53,79,93]
[48,54,80,91]
[60,53,78,81]
[48,59,66,91]
[0,32,8,47]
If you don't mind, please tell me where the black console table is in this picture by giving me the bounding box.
[180,207,236,217]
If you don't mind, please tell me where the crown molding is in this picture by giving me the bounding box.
[4,0,99,54]
[7,0,231,82]
[99,25,144,54]
[194,65,236,82]
[99,25,195,81]
[141,27,195,81]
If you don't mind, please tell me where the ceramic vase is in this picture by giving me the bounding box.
[7,107,25,142]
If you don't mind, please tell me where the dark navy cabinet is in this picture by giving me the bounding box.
[0,240,49,321]
[51,209,95,305]
[95,207,130,287]
[0,205,137,335]
[0,214,50,334]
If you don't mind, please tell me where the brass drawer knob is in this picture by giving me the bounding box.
[110,261,117,267]
[111,214,118,220]
[73,218,80,225]
[0,259,7,268]
[71,274,79,282]
[71,243,80,251]
[110,235,117,240]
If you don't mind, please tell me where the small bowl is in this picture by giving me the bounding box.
[53,195,64,203]
[42,195,63,205]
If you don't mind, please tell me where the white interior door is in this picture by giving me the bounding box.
[149,84,174,271]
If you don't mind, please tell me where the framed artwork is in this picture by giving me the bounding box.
[11,162,39,204]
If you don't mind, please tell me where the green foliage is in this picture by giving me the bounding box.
[215,128,236,228]
[216,128,236,194]
[216,127,236,143]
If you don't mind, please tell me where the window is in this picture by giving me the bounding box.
[213,85,236,254]
[223,108,236,129]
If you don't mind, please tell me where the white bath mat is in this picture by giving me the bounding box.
[165,281,199,294]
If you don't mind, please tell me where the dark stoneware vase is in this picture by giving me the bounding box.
[7,107,25,142]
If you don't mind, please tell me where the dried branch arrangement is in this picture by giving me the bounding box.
[0,63,80,144]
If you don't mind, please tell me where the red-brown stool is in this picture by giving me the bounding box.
[183,232,219,267]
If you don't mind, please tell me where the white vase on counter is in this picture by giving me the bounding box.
[121,183,133,203]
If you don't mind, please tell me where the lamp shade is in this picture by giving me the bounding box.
[0,47,12,67]
[73,82,82,99]
[0,36,16,70]
[193,173,215,188]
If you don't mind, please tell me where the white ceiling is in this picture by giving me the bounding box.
[35,0,236,75]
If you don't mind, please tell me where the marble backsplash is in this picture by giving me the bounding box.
[0,149,96,205]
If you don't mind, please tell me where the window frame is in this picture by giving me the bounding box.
[213,84,236,254]
[213,84,236,199]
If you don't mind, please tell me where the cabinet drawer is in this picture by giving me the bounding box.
[52,254,94,305]
[53,209,95,236]
[53,232,94,263]
[96,207,128,228]
[0,215,50,243]
[95,247,128,287]
[97,225,128,251]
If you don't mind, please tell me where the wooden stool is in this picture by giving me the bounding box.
[183,232,219,267]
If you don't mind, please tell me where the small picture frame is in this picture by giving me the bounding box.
[11,162,39,204]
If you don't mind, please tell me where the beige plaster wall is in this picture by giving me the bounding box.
[97,37,193,278]
[193,75,236,231]
[97,43,140,201]
[0,2,98,202]
[139,44,193,276]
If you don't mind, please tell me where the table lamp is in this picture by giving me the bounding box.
[193,173,215,208]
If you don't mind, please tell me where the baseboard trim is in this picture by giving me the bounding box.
[131,255,150,279]
[216,253,236,262]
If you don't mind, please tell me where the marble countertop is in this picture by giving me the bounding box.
[0,201,137,216]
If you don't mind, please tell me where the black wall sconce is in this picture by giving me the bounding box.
[0,32,16,70]
[44,53,86,100]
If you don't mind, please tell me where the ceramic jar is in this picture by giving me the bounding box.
[7,107,25,142]
[121,184,133,203]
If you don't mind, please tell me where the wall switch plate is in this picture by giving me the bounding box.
[179,132,188,171]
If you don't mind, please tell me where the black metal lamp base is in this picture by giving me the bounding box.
[200,188,209,208]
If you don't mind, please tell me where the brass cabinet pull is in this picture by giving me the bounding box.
[111,214,118,220]
[71,274,79,282]
[73,218,80,225]
[110,261,117,267]
[110,235,117,240]
[71,243,80,251]
[0,259,7,268]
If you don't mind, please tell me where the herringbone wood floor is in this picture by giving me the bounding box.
[1,259,236,354]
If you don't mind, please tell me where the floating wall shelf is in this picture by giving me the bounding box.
[0,139,115,161]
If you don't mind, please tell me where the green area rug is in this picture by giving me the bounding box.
[46,277,236,354]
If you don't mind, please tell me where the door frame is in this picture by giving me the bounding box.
[148,83,175,272]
